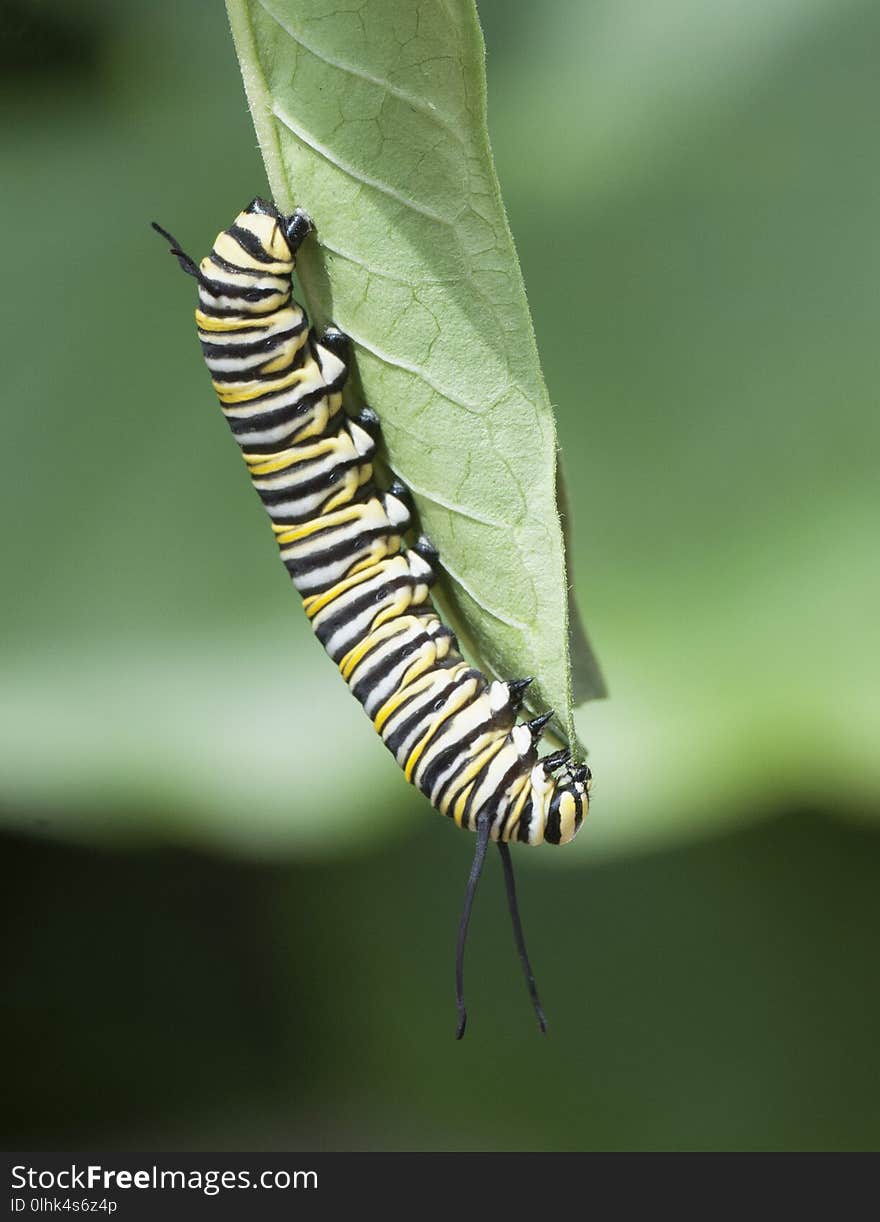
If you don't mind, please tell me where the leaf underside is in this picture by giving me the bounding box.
[225,0,604,750]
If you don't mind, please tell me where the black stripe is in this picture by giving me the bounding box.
[250,436,347,495]
[224,365,345,416]
[227,223,281,263]
[355,624,458,703]
[200,328,270,350]
[574,796,585,835]
[313,574,417,652]
[350,629,435,707]
[197,302,276,320]
[515,797,535,843]
[255,445,359,497]
[200,276,286,304]
[257,457,374,508]
[282,523,392,578]
[383,666,480,759]
[218,329,312,382]
[488,755,535,839]
[544,792,563,845]
[200,321,307,361]
[207,251,286,278]
[209,354,309,385]
[418,717,494,802]
[458,738,507,832]
[199,320,271,340]
[225,381,346,443]
[256,457,367,513]
[233,402,344,454]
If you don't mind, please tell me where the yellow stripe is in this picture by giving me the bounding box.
[505,777,532,840]
[404,678,475,783]
[319,470,363,515]
[196,307,303,340]
[374,659,470,736]
[220,213,289,264]
[272,504,364,544]
[445,738,507,825]
[213,364,310,405]
[454,746,507,828]
[390,631,452,704]
[369,588,424,637]
[558,792,577,844]
[213,231,291,274]
[339,631,390,682]
[373,672,438,735]
[338,616,414,681]
[345,543,395,578]
[339,612,439,681]
[196,311,272,333]
[202,260,285,292]
[452,782,475,828]
[260,349,297,375]
[301,560,389,620]
[396,643,439,699]
[245,434,343,475]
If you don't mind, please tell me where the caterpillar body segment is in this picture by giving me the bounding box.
[153,198,593,1034]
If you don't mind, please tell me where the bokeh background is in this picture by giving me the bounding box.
[3,0,878,1149]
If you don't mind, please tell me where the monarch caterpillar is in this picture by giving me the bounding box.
[153,199,592,1037]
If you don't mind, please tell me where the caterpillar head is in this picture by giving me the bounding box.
[242,198,313,261]
[557,764,592,844]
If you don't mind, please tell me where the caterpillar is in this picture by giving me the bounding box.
[153,198,592,1037]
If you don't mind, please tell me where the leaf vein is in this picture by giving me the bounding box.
[341,326,486,416]
[439,561,530,634]
[271,103,452,226]
[255,0,464,142]
[321,237,458,286]
[385,465,507,528]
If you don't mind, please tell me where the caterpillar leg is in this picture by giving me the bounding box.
[282,206,313,252]
[317,324,351,362]
[315,325,354,395]
[411,536,438,566]
[314,330,394,486]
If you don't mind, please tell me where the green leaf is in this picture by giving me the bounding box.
[224,0,603,749]
[556,457,607,706]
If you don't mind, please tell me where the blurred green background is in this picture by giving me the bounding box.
[2,0,878,1149]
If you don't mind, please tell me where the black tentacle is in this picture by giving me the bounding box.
[455,813,492,1039]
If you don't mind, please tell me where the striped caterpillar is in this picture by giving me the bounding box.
[153,199,591,1036]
